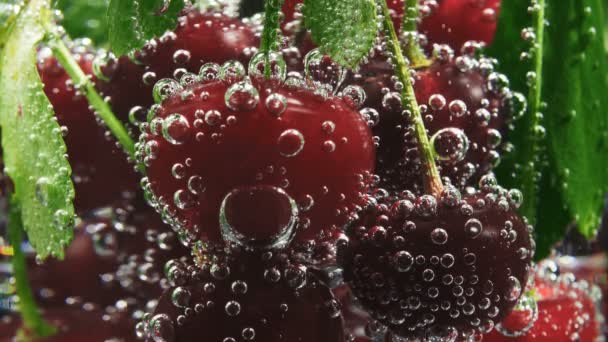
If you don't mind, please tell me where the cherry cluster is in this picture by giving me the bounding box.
[0,1,603,341]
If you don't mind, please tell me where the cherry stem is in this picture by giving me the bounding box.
[380,0,444,196]
[402,0,431,68]
[8,195,57,339]
[259,0,284,77]
[518,0,545,222]
[47,36,144,173]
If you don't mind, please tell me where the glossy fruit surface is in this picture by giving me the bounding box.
[340,180,534,339]
[37,46,139,213]
[140,251,344,342]
[345,50,518,192]
[388,0,501,50]
[140,79,375,247]
[485,265,601,341]
[97,10,259,127]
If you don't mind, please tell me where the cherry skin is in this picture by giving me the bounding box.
[0,308,135,341]
[141,251,344,342]
[388,0,501,50]
[345,49,516,192]
[97,9,259,126]
[484,269,601,341]
[339,181,534,339]
[139,79,375,247]
[37,46,139,213]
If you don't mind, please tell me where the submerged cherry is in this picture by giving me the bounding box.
[0,308,135,342]
[388,0,501,50]
[139,78,375,247]
[346,48,520,192]
[37,45,139,213]
[339,178,534,339]
[24,196,189,310]
[140,251,344,342]
[485,263,601,341]
[97,9,259,127]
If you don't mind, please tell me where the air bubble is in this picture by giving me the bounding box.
[219,186,298,250]
[153,79,182,103]
[225,81,260,111]
[162,114,190,145]
[431,128,469,163]
[278,129,305,157]
[265,93,288,117]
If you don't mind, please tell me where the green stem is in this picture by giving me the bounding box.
[401,0,431,68]
[47,37,142,172]
[380,0,443,196]
[259,0,284,78]
[519,0,545,222]
[8,196,56,339]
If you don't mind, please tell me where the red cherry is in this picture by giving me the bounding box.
[333,285,390,342]
[24,196,189,309]
[339,182,534,339]
[97,10,259,126]
[388,0,500,50]
[0,308,135,341]
[140,251,344,342]
[420,0,500,50]
[484,269,601,341]
[345,52,517,192]
[27,226,122,307]
[37,46,139,213]
[139,80,375,247]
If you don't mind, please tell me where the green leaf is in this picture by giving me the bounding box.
[0,0,75,259]
[303,0,377,68]
[55,0,109,45]
[108,0,185,56]
[542,0,608,238]
[489,0,608,259]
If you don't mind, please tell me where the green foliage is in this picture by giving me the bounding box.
[108,0,185,55]
[303,0,377,68]
[55,0,109,45]
[490,0,608,259]
[0,0,75,259]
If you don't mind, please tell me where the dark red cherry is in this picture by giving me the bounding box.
[388,0,501,50]
[339,182,534,339]
[485,268,601,341]
[139,80,375,247]
[0,308,135,341]
[37,46,139,213]
[97,10,259,126]
[333,285,390,342]
[140,251,344,342]
[24,196,189,309]
[27,226,123,307]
